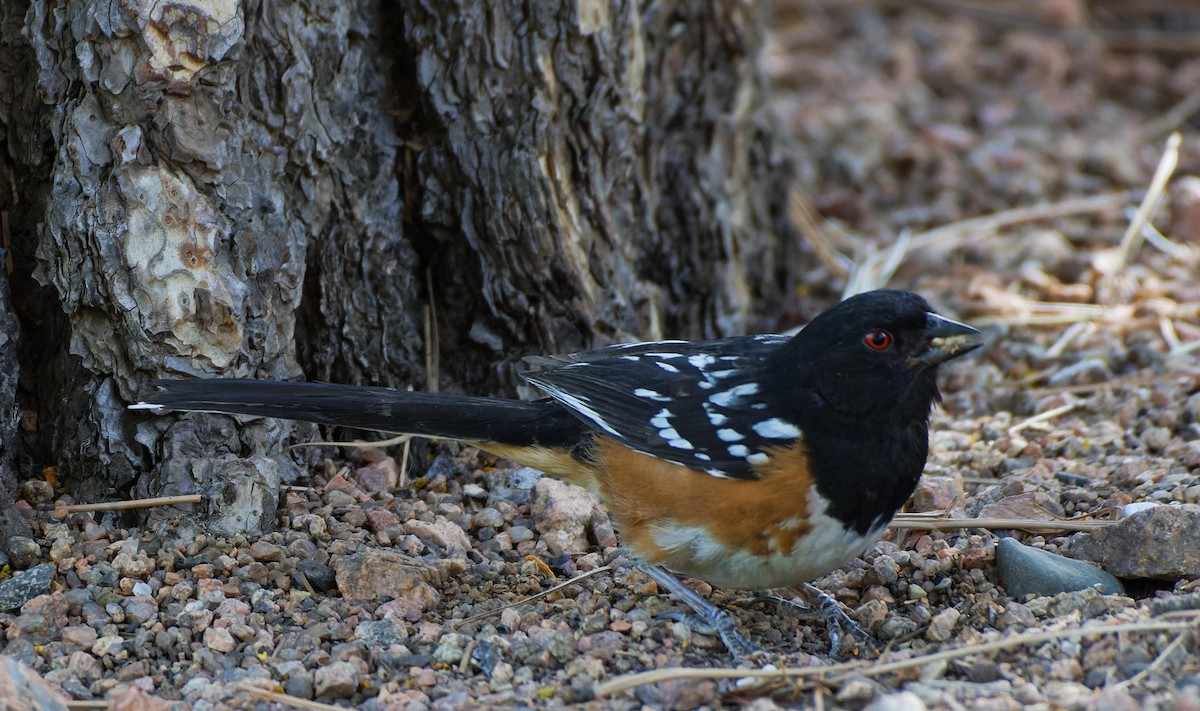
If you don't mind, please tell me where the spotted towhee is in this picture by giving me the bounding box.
[133,289,981,654]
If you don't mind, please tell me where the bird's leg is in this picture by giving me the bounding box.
[779,582,881,658]
[637,564,761,659]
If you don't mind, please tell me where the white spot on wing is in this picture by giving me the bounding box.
[635,388,669,401]
[703,402,727,426]
[728,444,750,457]
[656,362,680,373]
[688,354,715,368]
[537,386,621,437]
[709,382,759,407]
[716,428,745,442]
[752,418,801,439]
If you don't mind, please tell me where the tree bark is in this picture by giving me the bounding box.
[2,0,804,533]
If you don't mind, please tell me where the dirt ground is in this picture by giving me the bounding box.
[4,1,1200,709]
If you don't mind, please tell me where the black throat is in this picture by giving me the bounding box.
[783,377,938,535]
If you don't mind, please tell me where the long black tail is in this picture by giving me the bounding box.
[132,379,589,448]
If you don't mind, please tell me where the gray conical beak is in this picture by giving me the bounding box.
[916,312,983,367]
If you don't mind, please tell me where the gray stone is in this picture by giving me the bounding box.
[1066,504,1200,579]
[0,564,56,611]
[997,538,1124,598]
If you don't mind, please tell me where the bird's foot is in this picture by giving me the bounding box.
[638,564,763,660]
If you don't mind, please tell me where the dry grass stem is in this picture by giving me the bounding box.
[1009,402,1079,434]
[907,192,1132,254]
[888,514,1116,532]
[61,495,202,513]
[789,189,851,279]
[844,229,911,297]
[591,617,1198,698]
[1172,340,1200,357]
[286,434,414,452]
[1044,321,1093,359]
[1105,132,1180,284]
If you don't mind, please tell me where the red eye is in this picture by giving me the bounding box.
[864,329,893,351]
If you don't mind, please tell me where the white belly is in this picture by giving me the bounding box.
[651,489,887,590]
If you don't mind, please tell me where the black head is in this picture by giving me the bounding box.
[769,289,982,427]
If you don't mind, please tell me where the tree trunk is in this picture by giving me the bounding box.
[1,0,803,533]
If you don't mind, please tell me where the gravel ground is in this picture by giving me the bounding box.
[4,2,1200,709]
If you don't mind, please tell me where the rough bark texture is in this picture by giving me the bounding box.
[0,0,42,546]
[3,1,424,531]
[405,1,800,391]
[2,0,802,532]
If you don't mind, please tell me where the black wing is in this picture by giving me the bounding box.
[524,335,803,480]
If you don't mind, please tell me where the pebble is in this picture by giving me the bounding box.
[314,660,360,699]
[864,691,929,711]
[1121,502,1159,517]
[249,540,284,562]
[354,619,408,647]
[203,627,236,653]
[297,559,337,592]
[5,536,41,569]
[122,595,159,624]
[405,516,471,553]
[0,564,56,611]
[473,507,504,529]
[996,538,1124,598]
[925,607,961,641]
[333,549,440,610]
[531,477,600,555]
[354,456,399,493]
[485,466,543,506]
[1066,504,1200,579]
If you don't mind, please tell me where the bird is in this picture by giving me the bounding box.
[131,289,982,656]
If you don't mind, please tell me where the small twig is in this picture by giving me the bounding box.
[451,565,611,628]
[235,682,345,710]
[61,494,202,513]
[591,617,1198,697]
[65,702,108,710]
[1044,321,1092,360]
[1020,371,1199,398]
[1172,340,1200,357]
[888,514,1116,533]
[1009,402,1078,435]
[1137,218,1193,260]
[1104,132,1180,285]
[286,434,413,452]
[907,192,1133,254]
[844,229,911,297]
[459,638,479,674]
[789,189,851,279]
[1160,317,1183,352]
